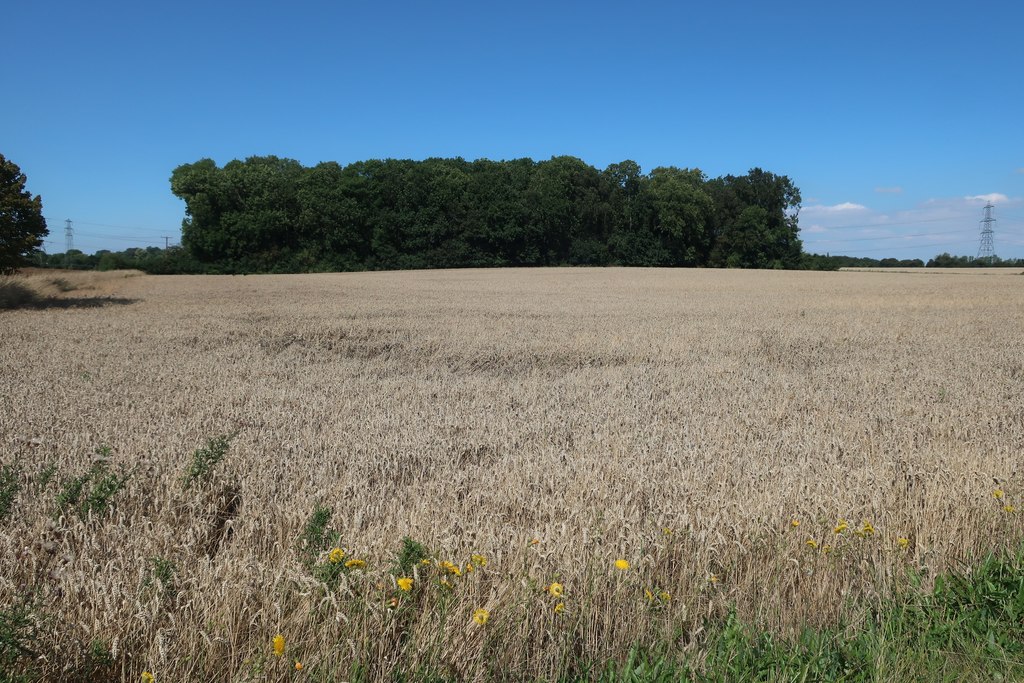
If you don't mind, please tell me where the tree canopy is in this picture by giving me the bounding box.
[0,154,48,274]
[170,155,802,273]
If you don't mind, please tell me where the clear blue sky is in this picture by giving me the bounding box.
[5,0,1023,260]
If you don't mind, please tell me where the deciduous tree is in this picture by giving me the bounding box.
[0,154,48,274]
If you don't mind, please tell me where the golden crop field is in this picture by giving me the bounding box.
[2,267,1023,681]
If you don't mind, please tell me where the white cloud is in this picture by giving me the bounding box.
[874,186,903,194]
[802,202,869,213]
[965,193,1010,204]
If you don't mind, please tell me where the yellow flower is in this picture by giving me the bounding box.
[554,602,565,614]
[294,660,303,671]
[860,520,875,536]
[615,559,630,571]
[471,553,487,567]
[805,539,819,549]
[659,591,670,601]
[440,579,452,589]
[420,558,432,566]
[1005,505,1017,513]
[662,527,673,535]
[344,558,366,569]
[897,537,910,550]
[547,582,564,598]
[994,488,1005,499]
[273,634,285,657]
[708,573,719,584]
[328,547,345,564]
[473,608,489,625]
[644,588,654,602]
[465,562,474,573]
[397,577,413,592]
[822,544,833,554]
[790,519,800,528]
[141,673,155,683]
[834,519,849,534]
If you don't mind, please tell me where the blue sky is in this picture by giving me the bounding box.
[4,0,1023,260]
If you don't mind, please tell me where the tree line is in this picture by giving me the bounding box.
[168,156,804,273]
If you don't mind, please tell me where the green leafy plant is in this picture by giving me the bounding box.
[394,536,431,576]
[299,503,341,567]
[183,434,233,489]
[0,603,40,683]
[0,465,20,523]
[54,448,129,519]
[145,557,178,600]
[35,463,56,489]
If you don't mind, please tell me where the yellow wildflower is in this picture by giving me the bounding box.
[708,573,719,584]
[465,562,474,573]
[897,537,910,550]
[439,560,461,576]
[1006,505,1017,513]
[547,582,564,598]
[994,488,1005,499]
[644,588,654,602]
[662,527,673,535]
[834,519,849,534]
[141,674,155,683]
[473,608,489,625]
[790,519,800,528]
[345,559,366,569]
[328,547,345,564]
[615,559,630,571]
[294,660,303,671]
[440,579,452,589]
[822,544,833,554]
[397,577,413,592]
[420,558,432,566]
[860,520,875,536]
[805,539,819,549]
[471,553,487,567]
[554,602,565,614]
[659,591,670,602]
[273,634,285,657]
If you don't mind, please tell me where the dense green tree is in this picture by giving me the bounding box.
[168,155,806,274]
[0,154,48,274]
[647,167,714,266]
[708,169,802,269]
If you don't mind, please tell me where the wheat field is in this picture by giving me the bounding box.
[1,267,1023,681]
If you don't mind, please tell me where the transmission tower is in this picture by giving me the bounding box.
[977,203,996,264]
[64,219,74,268]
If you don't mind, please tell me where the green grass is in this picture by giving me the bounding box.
[584,547,1024,682]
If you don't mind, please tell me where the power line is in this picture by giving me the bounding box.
[42,217,178,234]
[806,239,973,255]
[802,227,972,243]
[798,213,975,232]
